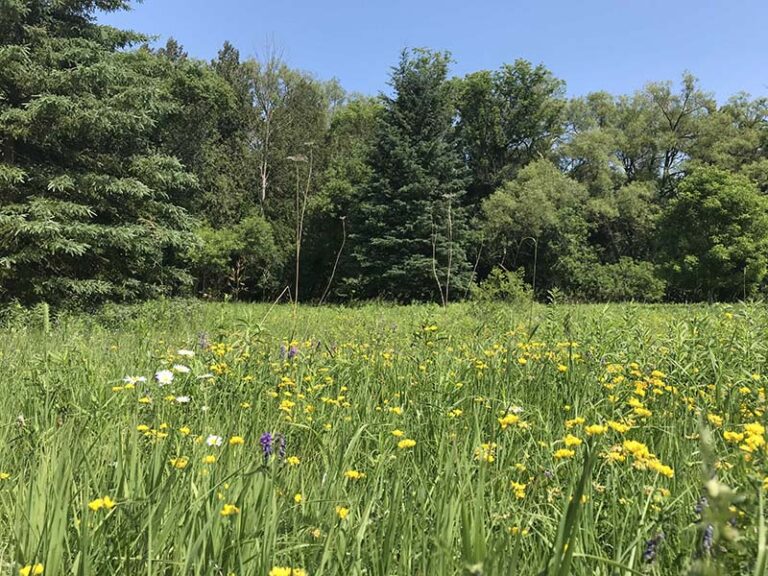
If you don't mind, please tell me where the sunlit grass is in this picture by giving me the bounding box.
[0,299,765,574]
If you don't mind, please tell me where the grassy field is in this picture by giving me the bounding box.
[0,299,767,575]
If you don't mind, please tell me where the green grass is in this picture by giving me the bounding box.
[0,299,766,575]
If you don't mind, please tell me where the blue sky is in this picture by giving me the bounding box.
[99,0,768,102]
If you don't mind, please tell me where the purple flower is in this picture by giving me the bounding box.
[287,345,298,360]
[260,432,273,463]
[642,532,664,563]
[702,524,714,553]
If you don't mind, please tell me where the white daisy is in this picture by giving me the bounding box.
[175,396,191,404]
[177,349,195,358]
[206,434,223,447]
[172,364,191,374]
[123,375,147,385]
[154,370,174,386]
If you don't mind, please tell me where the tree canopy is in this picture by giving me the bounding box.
[2,0,767,307]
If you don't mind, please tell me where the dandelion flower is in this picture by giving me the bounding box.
[553,448,575,459]
[294,493,303,503]
[269,568,307,576]
[88,496,116,512]
[286,456,301,466]
[397,438,416,449]
[564,434,582,447]
[498,413,520,429]
[229,436,245,446]
[344,469,365,480]
[170,457,189,469]
[18,564,44,576]
[335,506,350,520]
[220,503,240,516]
[585,424,607,436]
[391,429,405,437]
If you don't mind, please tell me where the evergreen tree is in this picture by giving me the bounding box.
[351,49,471,302]
[0,0,197,306]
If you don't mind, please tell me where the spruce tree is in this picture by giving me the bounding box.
[0,0,197,306]
[352,49,471,302]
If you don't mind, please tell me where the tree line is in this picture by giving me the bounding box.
[2,0,767,307]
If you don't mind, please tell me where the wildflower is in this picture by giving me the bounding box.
[170,457,189,469]
[498,413,520,429]
[642,532,664,563]
[389,406,403,415]
[565,417,585,429]
[397,438,416,450]
[344,469,365,480]
[229,436,245,446]
[206,435,223,448]
[286,456,301,466]
[88,496,116,512]
[391,429,405,437]
[564,434,582,447]
[175,396,190,404]
[553,448,575,460]
[745,421,765,437]
[123,376,146,385]
[607,421,631,434]
[517,357,527,365]
[585,424,607,436]
[474,443,497,463]
[202,455,216,464]
[335,506,350,520]
[177,349,195,358]
[0,472,10,480]
[18,564,44,576]
[707,414,723,427]
[269,567,307,576]
[510,481,526,499]
[723,430,744,443]
[633,407,653,418]
[138,396,152,404]
[154,370,174,386]
[294,493,303,503]
[172,364,191,374]
[647,460,674,478]
[448,408,463,418]
[179,426,191,436]
[220,503,240,516]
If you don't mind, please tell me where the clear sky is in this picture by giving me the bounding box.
[99,0,768,102]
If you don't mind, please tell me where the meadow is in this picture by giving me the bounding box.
[0,300,767,575]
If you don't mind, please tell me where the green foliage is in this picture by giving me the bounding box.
[659,166,768,301]
[566,257,666,303]
[351,49,472,302]
[0,1,197,307]
[456,60,566,202]
[189,215,282,299]
[481,160,591,294]
[469,267,532,303]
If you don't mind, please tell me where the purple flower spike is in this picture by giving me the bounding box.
[260,432,273,463]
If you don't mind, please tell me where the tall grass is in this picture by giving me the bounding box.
[0,299,765,574]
